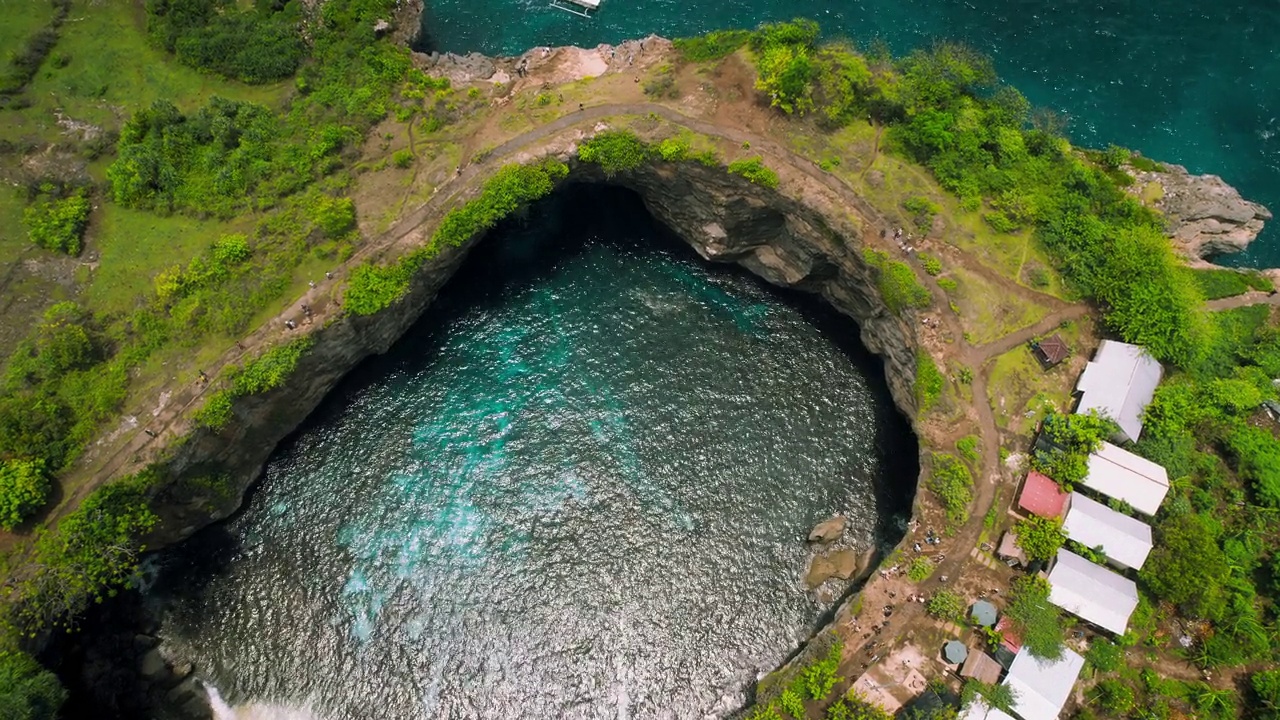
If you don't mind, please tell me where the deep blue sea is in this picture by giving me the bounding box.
[418,0,1280,267]
[154,187,915,719]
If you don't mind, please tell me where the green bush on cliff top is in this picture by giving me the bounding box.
[0,459,50,532]
[727,157,780,188]
[346,159,569,316]
[577,131,650,176]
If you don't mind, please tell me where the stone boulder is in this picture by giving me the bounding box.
[808,515,846,543]
[804,549,861,588]
[1134,163,1271,258]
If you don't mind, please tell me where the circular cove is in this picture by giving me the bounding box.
[149,185,917,720]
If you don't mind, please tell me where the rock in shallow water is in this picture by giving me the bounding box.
[804,549,860,588]
[808,515,846,543]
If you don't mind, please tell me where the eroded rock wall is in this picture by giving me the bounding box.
[147,158,921,548]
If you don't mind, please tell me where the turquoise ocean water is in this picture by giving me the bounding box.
[153,187,915,719]
[419,0,1280,267]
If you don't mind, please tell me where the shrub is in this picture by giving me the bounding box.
[1013,515,1065,561]
[915,352,944,412]
[1005,576,1066,660]
[1093,679,1135,715]
[727,157,780,188]
[1141,513,1231,620]
[864,250,931,313]
[392,149,414,168]
[1085,639,1123,673]
[578,130,649,176]
[906,557,934,582]
[927,453,973,525]
[1031,412,1111,487]
[8,471,159,631]
[902,196,939,230]
[750,20,820,115]
[956,435,979,463]
[937,277,958,292]
[1224,423,1280,507]
[653,135,692,162]
[824,692,892,720]
[918,252,943,276]
[672,29,752,62]
[22,191,91,255]
[0,459,50,531]
[799,641,842,700]
[147,0,305,84]
[778,689,805,719]
[312,196,356,237]
[194,389,234,430]
[1250,670,1280,720]
[0,650,66,720]
[1191,268,1253,300]
[927,589,964,620]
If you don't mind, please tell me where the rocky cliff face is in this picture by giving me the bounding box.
[1135,163,1273,259]
[148,158,922,548]
[102,157,921,720]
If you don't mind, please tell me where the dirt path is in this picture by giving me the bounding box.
[1206,289,1280,311]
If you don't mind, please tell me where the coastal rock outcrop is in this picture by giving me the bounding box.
[808,515,846,543]
[1135,163,1272,258]
[804,549,861,588]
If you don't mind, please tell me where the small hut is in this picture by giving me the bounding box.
[960,650,1004,685]
[1031,334,1070,368]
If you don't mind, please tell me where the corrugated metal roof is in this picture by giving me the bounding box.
[959,700,1019,720]
[1074,340,1163,442]
[1047,549,1139,635]
[1019,471,1069,518]
[1002,646,1084,720]
[1081,442,1170,516]
[1062,492,1153,570]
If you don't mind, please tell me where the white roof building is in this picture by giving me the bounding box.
[1062,492,1153,570]
[1047,549,1139,635]
[1074,340,1163,443]
[1002,646,1085,720]
[959,700,1018,720]
[1081,442,1170,517]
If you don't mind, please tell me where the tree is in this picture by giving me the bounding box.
[927,589,965,621]
[0,459,50,531]
[961,680,1016,714]
[1141,513,1230,620]
[0,651,66,720]
[1004,576,1066,660]
[1012,515,1065,561]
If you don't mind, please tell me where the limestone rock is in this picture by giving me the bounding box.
[412,52,496,84]
[1134,163,1271,258]
[133,633,161,651]
[139,648,168,682]
[808,515,846,543]
[166,675,203,706]
[804,549,860,588]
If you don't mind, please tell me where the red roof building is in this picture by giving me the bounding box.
[996,616,1023,654]
[1018,471,1069,518]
